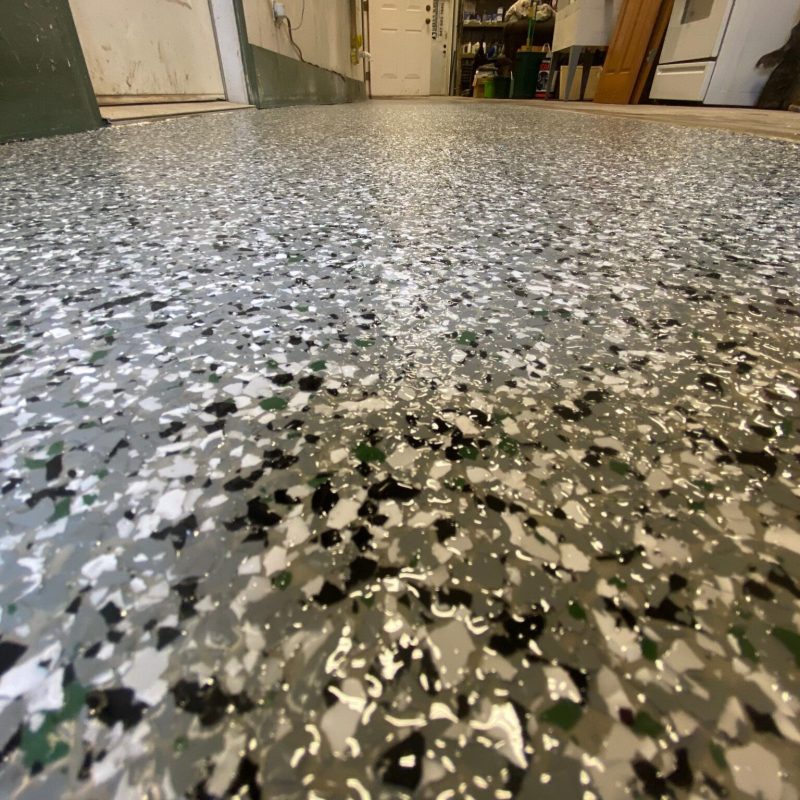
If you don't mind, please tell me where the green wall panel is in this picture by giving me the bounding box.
[0,0,102,144]
[248,45,366,108]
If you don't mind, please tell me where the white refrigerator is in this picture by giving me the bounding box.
[649,0,800,106]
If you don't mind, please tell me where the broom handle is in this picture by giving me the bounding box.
[527,1,540,48]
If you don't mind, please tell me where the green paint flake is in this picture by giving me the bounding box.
[21,682,86,770]
[308,473,333,488]
[260,397,288,411]
[61,682,86,718]
[8,603,17,615]
[49,498,70,523]
[355,338,374,348]
[309,360,326,372]
[568,601,586,621]
[688,500,706,512]
[498,436,519,456]
[21,729,68,770]
[780,419,793,437]
[354,442,386,463]
[96,468,109,479]
[458,330,478,346]
[539,700,583,731]
[609,577,627,590]
[691,479,715,492]
[641,638,658,661]
[729,626,759,663]
[709,742,727,769]
[82,494,98,506]
[772,627,800,667]
[632,711,664,738]
[208,373,221,384]
[24,458,49,469]
[47,442,64,457]
[272,570,292,590]
[267,359,280,368]
[174,737,188,753]
[361,594,375,607]
[609,460,630,476]
[459,445,479,460]
[89,350,108,364]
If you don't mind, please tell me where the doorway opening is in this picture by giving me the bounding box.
[67,0,251,123]
[367,0,457,97]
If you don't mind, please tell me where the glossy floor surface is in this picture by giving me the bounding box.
[1,101,799,800]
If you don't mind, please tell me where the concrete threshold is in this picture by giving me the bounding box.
[100,101,254,125]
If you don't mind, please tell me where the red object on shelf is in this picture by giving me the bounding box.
[536,54,552,97]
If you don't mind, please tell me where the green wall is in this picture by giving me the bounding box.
[0,0,101,144]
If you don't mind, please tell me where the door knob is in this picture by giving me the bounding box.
[426,4,431,9]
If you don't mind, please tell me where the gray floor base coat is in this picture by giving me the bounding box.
[0,101,799,799]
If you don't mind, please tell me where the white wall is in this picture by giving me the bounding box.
[242,0,363,80]
[68,0,225,100]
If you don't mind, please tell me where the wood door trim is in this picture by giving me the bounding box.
[594,0,663,105]
[631,0,675,104]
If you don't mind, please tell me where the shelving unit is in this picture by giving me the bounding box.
[455,0,510,95]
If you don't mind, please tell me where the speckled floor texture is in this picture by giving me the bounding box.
[1,100,799,800]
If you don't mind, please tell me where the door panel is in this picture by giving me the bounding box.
[594,0,663,104]
[369,1,432,96]
[659,0,734,63]
[68,0,225,101]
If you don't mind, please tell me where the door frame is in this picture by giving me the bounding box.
[208,0,251,104]
[363,0,373,96]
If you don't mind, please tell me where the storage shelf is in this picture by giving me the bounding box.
[463,21,505,28]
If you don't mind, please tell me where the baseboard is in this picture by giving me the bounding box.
[247,44,366,108]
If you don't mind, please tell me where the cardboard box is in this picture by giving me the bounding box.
[559,65,583,100]
[583,66,603,101]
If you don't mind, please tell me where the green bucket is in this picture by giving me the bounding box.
[483,78,496,99]
[512,51,545,99]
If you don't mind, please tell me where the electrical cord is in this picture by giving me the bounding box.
[292,0,306,31]
[283,16,306,63]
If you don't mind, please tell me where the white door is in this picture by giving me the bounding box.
[369,0,433,96]
[68,0,225,104]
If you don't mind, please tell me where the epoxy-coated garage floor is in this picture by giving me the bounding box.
[1,101,799,800]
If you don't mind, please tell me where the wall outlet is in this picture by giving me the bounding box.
[273,1,286,18]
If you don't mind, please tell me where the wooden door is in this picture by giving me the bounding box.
[594,0,664,104]
[369,0,432,96]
